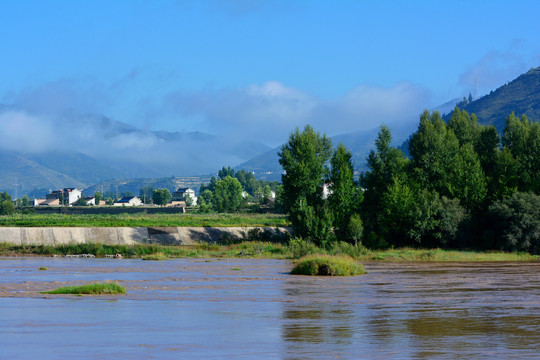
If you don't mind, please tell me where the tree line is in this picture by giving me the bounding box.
[278,108,540,254]
[198,166,279,212]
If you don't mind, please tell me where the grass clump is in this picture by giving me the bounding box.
[291,255,366,276]
[39,267,47,271]
[41,283,126,295]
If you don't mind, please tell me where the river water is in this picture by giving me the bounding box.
[0,257,538,359]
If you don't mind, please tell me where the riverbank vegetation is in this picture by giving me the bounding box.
[0,241,537,262]
[291,255,365,276]
[278,110,540,255]
[40,283,126,295]
[0,213,288,227]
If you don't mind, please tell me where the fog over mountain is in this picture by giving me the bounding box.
[0,78,433,194]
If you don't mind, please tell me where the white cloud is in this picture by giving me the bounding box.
[0,77,432,175]
[163,81,431,146]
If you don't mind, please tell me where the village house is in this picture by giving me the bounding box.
[172,187,197,205]
[83,196,96,206]
[113,196,143,206]
[43,188,83,206]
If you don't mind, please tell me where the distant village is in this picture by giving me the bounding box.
[30,185,279,208]
[32,187,198,208]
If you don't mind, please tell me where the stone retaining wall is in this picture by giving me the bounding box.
[0,227,290,246]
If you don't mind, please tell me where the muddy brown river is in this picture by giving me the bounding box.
[0,257,538,359]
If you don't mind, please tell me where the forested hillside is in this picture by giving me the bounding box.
[443,66,540,131]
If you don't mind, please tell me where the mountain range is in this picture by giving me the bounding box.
[0,107,270,196]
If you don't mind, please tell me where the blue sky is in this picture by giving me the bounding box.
[1,0,539,147]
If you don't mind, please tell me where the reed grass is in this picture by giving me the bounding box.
[141,253,169,261]
[0,242,537,262]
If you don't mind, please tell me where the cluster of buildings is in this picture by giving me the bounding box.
[33,187,197,207]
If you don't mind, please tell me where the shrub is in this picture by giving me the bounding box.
[288,237,319,259]
[291,255,365,276]
[328,241,368,258]
[483,192,540,254]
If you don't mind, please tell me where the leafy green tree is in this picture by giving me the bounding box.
[328,143,359,243]
[139,186,154,204]
[502,113,540,193]
[200,189,214,207]
[448,107,479,147]
[377,176,417,246]
[152,188,172,206]
[484,192,540,254]
[218,166,235,180]
[449,143,487,211]
[74,197,88,206]
[348,213,364,247]
[94,192,103,206]
[474,125,499,172]
[278,125,333,245]
[408,190,466,248]
[360,125,408,237]
[474,125,500,202]
[196,196,211,213]
[213,176,243,212]
[185,193,193,207]
[105,198,114,206]
[492,147,520,200]
[200,177,217,193]
[22,195,30,206]
[274,185,285,213]
[409,110,460,198]
[0,200,16,215]
[262,185,272,203]
[235,169,257,195]
[1,191,12,202]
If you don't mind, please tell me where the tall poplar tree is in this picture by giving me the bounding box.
[278,125,333,246]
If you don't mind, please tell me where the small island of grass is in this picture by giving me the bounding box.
[291,255,366,276]
[41,283,126,295]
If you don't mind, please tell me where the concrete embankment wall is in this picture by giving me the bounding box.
[0,227,290,246]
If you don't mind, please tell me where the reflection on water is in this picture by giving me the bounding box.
[0,258,538,359]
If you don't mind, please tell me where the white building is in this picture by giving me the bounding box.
[45,188,83,205]
[172,187,197,206]
[113,196,143,206]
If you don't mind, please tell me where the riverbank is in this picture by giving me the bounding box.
[0,226,290,246]
[0,242,537,262]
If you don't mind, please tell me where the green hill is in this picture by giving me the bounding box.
[443,67,540,130]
